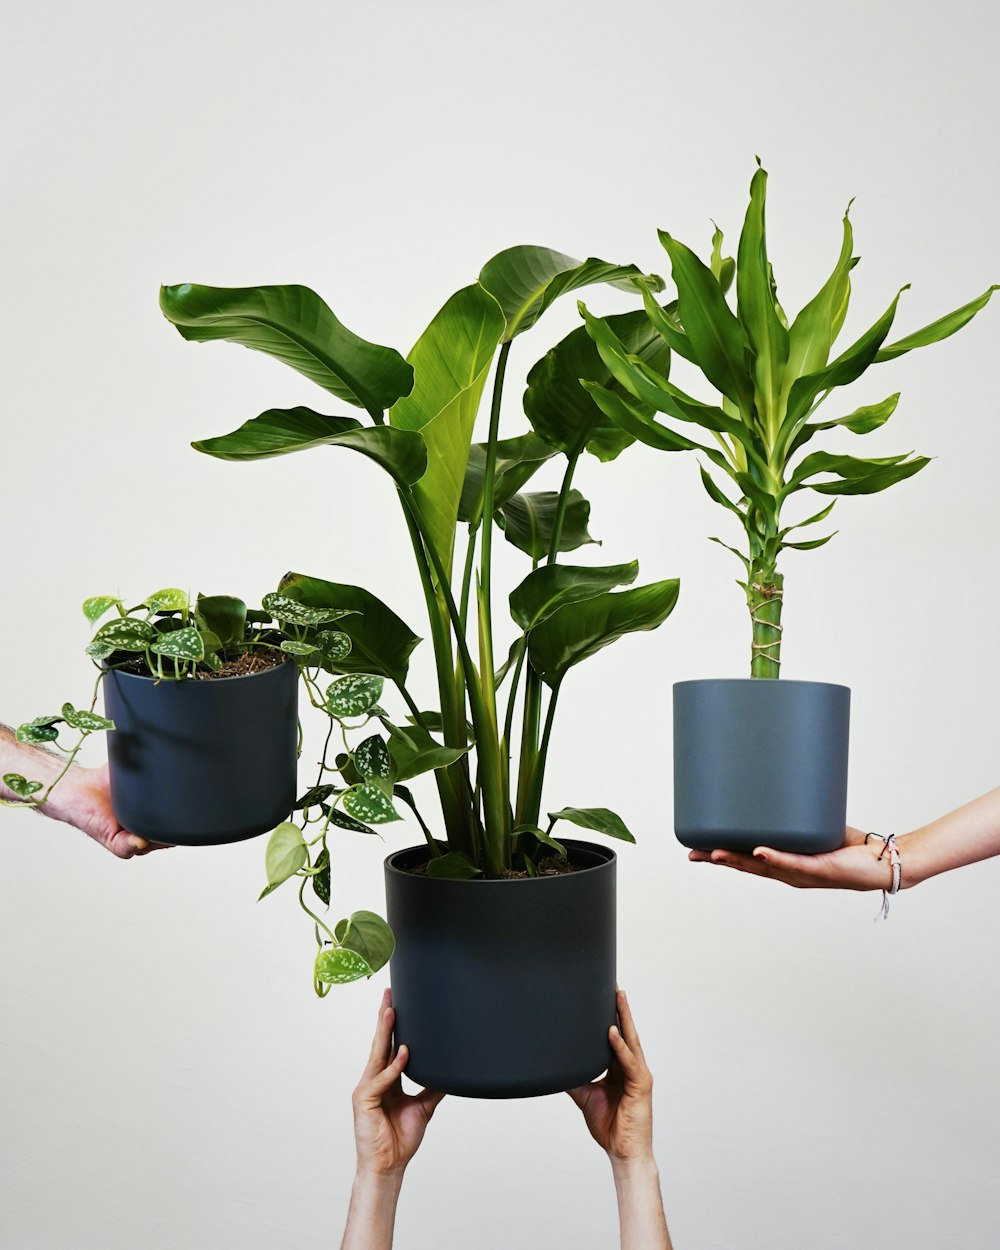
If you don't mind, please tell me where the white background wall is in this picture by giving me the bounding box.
[2,1,998,1246]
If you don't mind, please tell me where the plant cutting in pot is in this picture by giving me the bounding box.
[160,244,681,1096]
[579,163,997,854]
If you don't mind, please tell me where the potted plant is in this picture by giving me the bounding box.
[160,244,681,1096]
[578,164,996,854]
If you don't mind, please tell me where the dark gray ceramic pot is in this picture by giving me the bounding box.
[384,838,616,1099]
[673,678,850,855]
[103,661,298,846]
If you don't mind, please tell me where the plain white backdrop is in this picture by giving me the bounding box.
[2,1,999,1247]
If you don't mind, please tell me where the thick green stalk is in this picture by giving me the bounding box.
[748,563,784,678]
[477,341,512,687]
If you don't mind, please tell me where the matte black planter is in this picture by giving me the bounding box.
[674,678,850,855]
[384,839,616,1099]
[103,661,298,846]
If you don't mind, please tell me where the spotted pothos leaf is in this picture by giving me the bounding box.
[262,592,356,627]
[343,782,400,824]
[314,946,373,984]
[326,675,385,718]
[4,773,43,798]
[82,596,122,626]
[60,704,114,732]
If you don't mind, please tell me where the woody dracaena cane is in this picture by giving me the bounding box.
[579,165,996,676]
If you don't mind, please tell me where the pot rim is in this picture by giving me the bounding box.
[384,837,616,884]
[102,656,295,685]
[674,676,850,694]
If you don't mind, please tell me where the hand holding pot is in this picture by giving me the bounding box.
[689,825,894,891]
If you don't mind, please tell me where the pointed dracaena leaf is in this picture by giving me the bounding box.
[60,704,114,732]
[342,782,401,824]
[82,596,121,626]
[194,595,247,648]
[149,627,205,662]
[262,592,355,628]
[736,166,789,429]
[333,910,395,973]
[279,573,419,686]
[314,946,373,984]
[808,456,929,496]
[699,465,747,521]
[312,847,331,907]
[783,205,856,392]
[875,285,998,362]
[193,407,427,486]
[94,618,156,652]
[479,245,663,341]
[15,722,59,745]
[708,536,751,574]
[779,499,837,537]
[384,722,471,782]
[498,490,596,561]
[295,784,336,809]
[789,450,915,490]
[657,231,755,415]
[265,822,307,887]
[509,562,640,631]
[390,284,505,574]
[790,394,901,454]
[326,675,385,718]
[781,532,838,551]
[327,806,378,835]
[280,639,318,656]
[527,579,680,686]
[4,773,43,798]
[710,223,735,294]
[159,283,414,412]
[516,823,568,858]
[458,433,559,527]
[425,851,482,879]
[316,630,352,664]
[354,735,393,782]
[524,308,670,462]
[145,588,189,613]
[549,806,636,843]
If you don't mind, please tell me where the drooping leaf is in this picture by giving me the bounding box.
[524,308,670,462]
[498,489,596,560]
[60,704,114,732]
[314,946,373,984]
[789,393,901,454]
[527,579,680,685]
[516,823,568,857]
[425,851,482,879]
[159,283,413,413]
[342,782,401,824]
[15,718,60,745]
[295,784,336,810]
[390,284,506,573]
[145,588,189,613]
[327,807,378,835]
[82,596,121,626]
[582,380,734,470]
[93,617,155,652]
[549,806,636,843]
[279,573,420,685]
[149,627,205,663]
[479,245,662,341]
[262,592,356,628]
[326,675,385,718]
[4,773,43,798]
[509,561,639,631]
[312,847,331,906]
[354,735,393,782]
[875,285,998,361]
[192,407,427,487]
[195,595,247,648]
[789,450,929,496]
[265,821,307,887]
[458,433,558,527]
[334,910,395,973]
[384,721,471,782]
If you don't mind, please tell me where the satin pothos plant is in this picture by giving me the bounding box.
[580,165,996,677]
[160,248,680,888]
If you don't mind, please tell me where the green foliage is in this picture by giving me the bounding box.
[548,806,636,843]
[498,489,596,560]
[326,675,385,718]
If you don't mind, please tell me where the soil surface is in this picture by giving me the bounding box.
[112,649,287,680]
[406,854,578,879]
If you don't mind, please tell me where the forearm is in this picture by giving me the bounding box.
[340,1170,403,1250]
[899,786,1000,888]
[612,1158,671,1250]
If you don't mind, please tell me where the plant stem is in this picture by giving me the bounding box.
[478,340,512,688]
[748,562,784,678]
[459,524,478,632]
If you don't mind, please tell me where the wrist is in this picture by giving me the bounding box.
[895,829,930,889]
[611,1153,659,1183]
[354,1164,406,1194]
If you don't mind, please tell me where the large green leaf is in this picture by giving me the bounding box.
[314,947,372,984]
[510,561,639,630]
[783,206,856,396]
[384,721,471,782]
[390,284,505,572]
[279,572,420,686]
[524,309,669,462]
[191,407,427,486]
[874,285,998,361]
[788,450,929,495]
[498,489,596,560]
[479,246,662,341]
[425,851,482,879]
[334,910,395,973]
[582,380,734,472]
[159,283,413,414]
[548,806,636,843]
[265,822,307,887]
[657,233,755,415]
[736,166,789,429]
[527,579,680,685]
[458,433,558,527]
[195,595,247,649]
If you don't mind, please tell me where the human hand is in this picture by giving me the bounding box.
[688,825,897,891]
[567,989,654,1166]
[351,988,445,1180]
[47,763,163,859]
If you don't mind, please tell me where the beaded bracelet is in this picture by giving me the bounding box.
[865,831,901,920]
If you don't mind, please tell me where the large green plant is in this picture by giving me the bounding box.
[161,247,680,882]
[579,166,996,676]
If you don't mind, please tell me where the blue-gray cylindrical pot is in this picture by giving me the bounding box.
[103,661,298,846]
[673,678,850,855]
[385,839,616,1099]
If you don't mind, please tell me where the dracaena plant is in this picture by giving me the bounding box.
[160,246,681,891]
[579,164,996,676]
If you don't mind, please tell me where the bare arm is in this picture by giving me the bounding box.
[0,725,156,858]
[567,990,672,1250]
[689,786,1000,892]
[341,989,445,1250]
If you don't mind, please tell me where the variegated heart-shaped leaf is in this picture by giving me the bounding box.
[354,735,393,781]
[4,773,43,798]
[316,630,352,662]
[280,639,318,656]
[314,946,373,984]
[149,627,205,662]
[262,592,356,627]
[342,782,400,824]
[15,720,60,745]
[145,588,189,612]
[265,821,307,887]
[61,704,115,732]
[82,596,122,626]
[326,675,384,718]
[94,618,155,652]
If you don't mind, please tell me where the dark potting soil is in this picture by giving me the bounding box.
[111,649,288,680]
[406,854,578,879]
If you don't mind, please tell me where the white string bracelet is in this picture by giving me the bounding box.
[865,832,901,921]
